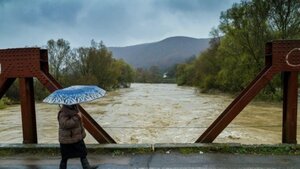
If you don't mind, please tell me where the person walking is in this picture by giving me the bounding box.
[58,104,97,169]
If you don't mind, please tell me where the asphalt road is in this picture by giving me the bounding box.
[0,151,300,169]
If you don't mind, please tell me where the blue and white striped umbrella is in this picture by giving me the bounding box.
[43,85,106,105]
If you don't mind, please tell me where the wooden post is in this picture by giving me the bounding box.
[19,78,37,144]
[282,72,298,144]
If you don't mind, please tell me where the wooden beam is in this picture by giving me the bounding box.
[282,72,298,144]
[19,78,37,144]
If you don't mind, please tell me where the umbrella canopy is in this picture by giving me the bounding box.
[43,85,106,105]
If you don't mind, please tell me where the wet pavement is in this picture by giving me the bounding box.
[1,152,300,169]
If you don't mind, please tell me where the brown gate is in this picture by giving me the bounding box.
[0,48,116,144]
[196,40,300,144]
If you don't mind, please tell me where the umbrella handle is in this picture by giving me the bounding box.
[77,111,83,119]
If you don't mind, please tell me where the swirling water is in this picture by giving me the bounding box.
[0,83,298,144]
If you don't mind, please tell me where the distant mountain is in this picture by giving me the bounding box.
[108,36,210,69]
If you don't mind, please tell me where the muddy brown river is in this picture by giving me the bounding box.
[0,83,299,144]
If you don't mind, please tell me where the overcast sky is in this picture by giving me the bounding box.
[0,0,239,48]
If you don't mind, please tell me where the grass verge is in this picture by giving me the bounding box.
[0,143,300,156]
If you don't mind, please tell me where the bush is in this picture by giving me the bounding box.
[0,97,12,109]
[0,99,5,109]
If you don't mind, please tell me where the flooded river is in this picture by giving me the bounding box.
[0,83,299,144]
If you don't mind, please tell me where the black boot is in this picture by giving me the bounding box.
[81,157,97,169]
[59,159,67,169]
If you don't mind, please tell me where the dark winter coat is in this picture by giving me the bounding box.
[58,105,86,144]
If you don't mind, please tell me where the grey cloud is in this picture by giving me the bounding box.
[39,0,84,24]
[154,0,237,13]
[0,0,83,25]
[0,0,240,48]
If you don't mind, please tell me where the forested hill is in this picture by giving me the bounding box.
[108,36,210,69]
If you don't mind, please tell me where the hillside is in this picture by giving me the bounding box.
[108,36,210,69]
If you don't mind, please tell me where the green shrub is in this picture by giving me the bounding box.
[0,97,13,109]
[0,99,6,109]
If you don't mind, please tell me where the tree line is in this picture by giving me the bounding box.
[134,65,177,83]
[176,0,300,101]
[2,38,175,104]
[5,39,135,101]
